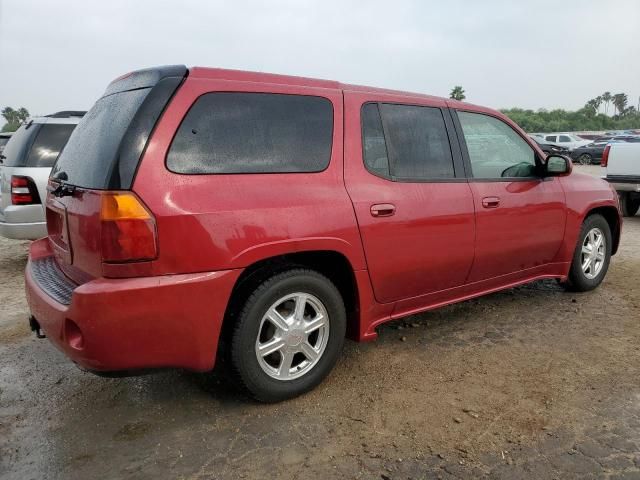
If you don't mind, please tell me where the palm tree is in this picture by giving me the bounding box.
[449,86,466,101]
[612,93,628,116]
[594,95,603,114]
[601,92,612,115]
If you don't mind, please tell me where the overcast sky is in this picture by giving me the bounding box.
[0,0,638,116]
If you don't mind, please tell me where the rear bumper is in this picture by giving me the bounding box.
[604,176,640,192]
[0,220,46,240]
[25,239,242,372]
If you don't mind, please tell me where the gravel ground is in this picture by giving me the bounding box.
[1,165,639,480]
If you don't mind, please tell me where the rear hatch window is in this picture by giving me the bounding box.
[51,89,149,188]
[1,123,76,168]
[50,64,187,190]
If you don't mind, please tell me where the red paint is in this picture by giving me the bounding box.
[25,67,622,373]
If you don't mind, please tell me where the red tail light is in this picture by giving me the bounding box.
[11,175,40,205]
[601,145,611,167]
[100,192,157,263]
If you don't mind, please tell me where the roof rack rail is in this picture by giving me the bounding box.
[45,111,87,118]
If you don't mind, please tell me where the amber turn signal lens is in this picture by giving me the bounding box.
[101,193,152,221]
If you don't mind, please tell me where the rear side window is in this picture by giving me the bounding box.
[167,93,334,174]
[25,124,76,167]
[545,135,557,142]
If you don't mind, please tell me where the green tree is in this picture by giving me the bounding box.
[1,107,30,132]
[449,86,466,101]
[612,93,628,116]
[601,92,612,115]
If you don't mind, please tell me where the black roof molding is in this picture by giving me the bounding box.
[102,65,188,98]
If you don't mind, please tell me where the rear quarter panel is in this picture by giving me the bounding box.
[133,78,367,275]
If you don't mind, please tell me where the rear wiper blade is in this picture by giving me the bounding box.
[49,182,76,198]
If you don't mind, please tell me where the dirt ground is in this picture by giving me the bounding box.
[1,165,639,480]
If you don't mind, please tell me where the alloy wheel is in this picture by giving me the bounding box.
[254,292,329,381]
[581,227,606,279]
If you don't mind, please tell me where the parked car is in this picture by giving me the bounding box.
[571,139,626,165]
[602,142,640,216]
[542,133,591,151]
[529,136,570,155]
[0,112,84,240]
[0,131,13,155]
[25,66,621,402]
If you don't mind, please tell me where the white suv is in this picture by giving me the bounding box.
[0,112,84,240]
[542,133,591,151]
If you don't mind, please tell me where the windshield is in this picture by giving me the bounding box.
[51,88,150,188]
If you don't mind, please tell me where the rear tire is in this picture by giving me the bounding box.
[620,192,640,217]
[562,214,612,292]
[230,269,346,402]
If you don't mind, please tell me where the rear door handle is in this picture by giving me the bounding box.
[481,196,500,208]
[370,203,396,217]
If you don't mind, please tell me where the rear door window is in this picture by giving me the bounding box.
[361,103,390,177]
[361,103,455,180]
[166,93,334,174]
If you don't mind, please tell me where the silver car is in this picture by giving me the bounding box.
[0,112,84,240]
[0,132,13,155]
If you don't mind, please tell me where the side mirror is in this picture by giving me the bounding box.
[545,155,572,176]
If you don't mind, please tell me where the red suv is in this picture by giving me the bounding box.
[26,66,621,402]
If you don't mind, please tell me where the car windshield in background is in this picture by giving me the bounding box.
[51,88,151,188]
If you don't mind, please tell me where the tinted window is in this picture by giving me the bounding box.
[546,135,557,142]
[2,124,39,167]
[361,103,390,177]
[0,137,9,148]
[51,88,151,188]
[24,124,76,167]
[379,104,454,179]
[559,135,571,142]
[167,93,333,174]
[458,112,537,179]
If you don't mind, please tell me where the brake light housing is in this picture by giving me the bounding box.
[11,175,41,205]
[100,192,158,263]
[601,144,611,167]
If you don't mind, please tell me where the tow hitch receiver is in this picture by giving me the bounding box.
[29,316,46,339]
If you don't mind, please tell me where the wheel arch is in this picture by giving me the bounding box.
[218,250,361,361]
[583,206,621,255]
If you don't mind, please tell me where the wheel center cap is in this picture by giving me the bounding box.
[284,331,304,348]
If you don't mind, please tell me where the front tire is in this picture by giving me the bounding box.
[620,192,640,217]
[562,214,612,292]
[230,269,346,402]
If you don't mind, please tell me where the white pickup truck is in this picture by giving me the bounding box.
[603,142,640,216]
